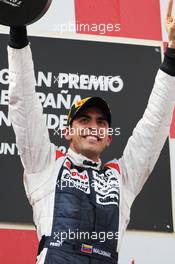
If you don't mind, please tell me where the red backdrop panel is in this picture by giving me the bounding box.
[75,0,120,36]
[0,229,38,264]
[75,0,162,40]
[170,108,175,139]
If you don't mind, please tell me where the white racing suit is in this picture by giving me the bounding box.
[8,44,175,264]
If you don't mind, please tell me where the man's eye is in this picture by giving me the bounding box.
[80,118,89,124]
[98,120,106,126]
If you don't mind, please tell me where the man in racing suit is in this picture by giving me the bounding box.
[7,1,175,263]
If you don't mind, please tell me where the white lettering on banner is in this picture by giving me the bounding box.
[0,143,19,155]
[0,110,67,130]
[0,69,124,92]
[0,143,66,156]
[37,93,81,109]
[0,90,9,105]
[54,73,124,92]
[108,76,124,92]
[0,111,11,127]
[37,71,52,87]
[0,69,9,85]
[44,114,67,130]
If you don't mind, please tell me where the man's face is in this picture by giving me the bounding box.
[65,106,112,161]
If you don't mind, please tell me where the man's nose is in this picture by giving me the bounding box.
[87,119,98,128]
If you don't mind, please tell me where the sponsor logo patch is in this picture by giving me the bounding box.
[93,169,120,206]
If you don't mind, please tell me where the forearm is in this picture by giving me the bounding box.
[8,44,36,103]
[120,65,175,196]
[8,45,52,173]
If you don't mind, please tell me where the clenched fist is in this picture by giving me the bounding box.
[166,0,175,47]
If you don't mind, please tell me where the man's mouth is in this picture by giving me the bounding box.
[82,135,101,142]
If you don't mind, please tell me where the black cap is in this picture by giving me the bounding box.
[67,97,111,126]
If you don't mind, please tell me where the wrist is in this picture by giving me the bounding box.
[9,26,29,49]
[160,45,175,76]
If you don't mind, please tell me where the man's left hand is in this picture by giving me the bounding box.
[166,0,175,48]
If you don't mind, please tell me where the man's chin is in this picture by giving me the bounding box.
[81,141,100,150]
[79,146,100,159]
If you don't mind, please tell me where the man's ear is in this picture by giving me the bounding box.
[64,127,72,141]
[106,135,112,147]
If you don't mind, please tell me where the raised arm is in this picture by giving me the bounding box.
[119,0,175,197]
[8,27,55,174]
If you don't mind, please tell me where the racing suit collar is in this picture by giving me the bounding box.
[66,148,102,170]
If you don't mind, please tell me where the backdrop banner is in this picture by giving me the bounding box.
[0,34,173,231]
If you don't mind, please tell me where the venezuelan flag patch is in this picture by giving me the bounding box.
[81,244,93,254]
